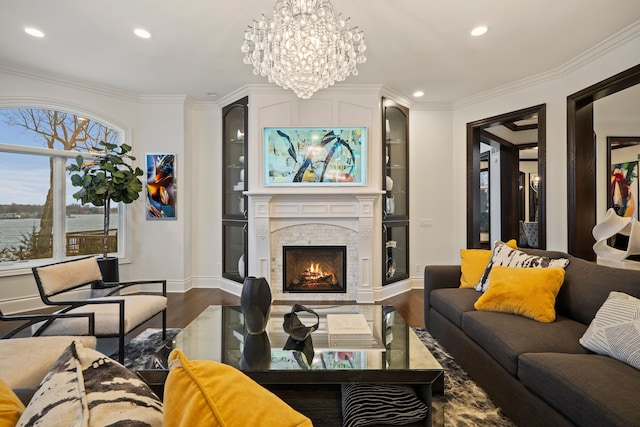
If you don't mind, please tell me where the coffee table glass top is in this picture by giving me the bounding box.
[169,304,442,384]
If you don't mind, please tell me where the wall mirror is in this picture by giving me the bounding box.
[567,63,640,260]
[467,104,546,250]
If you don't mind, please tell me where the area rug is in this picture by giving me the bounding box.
[414,328,516,427]
[117,328,182,371]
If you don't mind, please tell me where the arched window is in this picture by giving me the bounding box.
[0,107,128,267]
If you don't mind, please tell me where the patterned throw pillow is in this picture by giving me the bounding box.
[475,241,569,292]
[17,341,163,427]
[341,383,429,427]
[580,291,640,370]
[459,239,517,288]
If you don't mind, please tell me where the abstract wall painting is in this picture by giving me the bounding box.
[264,127,366,186]
[146,153,176,220]
[611,161,638,219]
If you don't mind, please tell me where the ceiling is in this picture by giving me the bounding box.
[1,1,640,104]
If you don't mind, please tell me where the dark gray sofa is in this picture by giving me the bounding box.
[424,248,640,427]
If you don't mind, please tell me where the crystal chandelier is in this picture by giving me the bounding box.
[241,0,367,99]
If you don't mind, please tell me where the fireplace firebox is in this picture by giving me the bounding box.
[283,246,347,293]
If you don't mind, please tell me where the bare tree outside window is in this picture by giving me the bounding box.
[0,108,121,262]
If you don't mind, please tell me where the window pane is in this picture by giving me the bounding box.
[0,153,53,262]
[65,159,118,256]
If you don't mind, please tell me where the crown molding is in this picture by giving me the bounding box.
[138,95,189,104]
[0,61,139,103]
[453,20,640,109]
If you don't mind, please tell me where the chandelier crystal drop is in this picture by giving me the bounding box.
[241,0,367,99]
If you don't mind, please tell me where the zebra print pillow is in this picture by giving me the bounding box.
[475,241,569,292]
[341,383,428,427]
[17,340,163,427]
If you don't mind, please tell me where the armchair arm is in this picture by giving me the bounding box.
[96,279,167,297]
[4,311,95,339]
[424,265,461,328]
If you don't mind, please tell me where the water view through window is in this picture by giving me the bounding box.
[0,108,123,263]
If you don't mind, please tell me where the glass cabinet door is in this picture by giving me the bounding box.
[383,222,409,284]
[223,97,248,218]
[222,97,248,283]
[222,220,247,281]
[382,98,409,286]
[383,100,409,220]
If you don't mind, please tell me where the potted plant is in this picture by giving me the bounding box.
[67,141,144,283]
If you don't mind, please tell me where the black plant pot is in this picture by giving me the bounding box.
[94,257,119,298]
[97,256,119,283]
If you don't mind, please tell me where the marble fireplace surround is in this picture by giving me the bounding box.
[246,191,382,303]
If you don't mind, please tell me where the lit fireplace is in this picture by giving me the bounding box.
[283,246,347,293]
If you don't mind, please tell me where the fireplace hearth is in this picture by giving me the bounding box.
[283,246,347,293]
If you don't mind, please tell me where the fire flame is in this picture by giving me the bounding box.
[305,263,326,280]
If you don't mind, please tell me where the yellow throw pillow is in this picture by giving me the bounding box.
[0,378,24,427]
[163,349,312,427]
[459,239,517,288]
[473,266,565,322]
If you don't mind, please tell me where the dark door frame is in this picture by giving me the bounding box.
[567,64,640,260]
[467,104,546,249]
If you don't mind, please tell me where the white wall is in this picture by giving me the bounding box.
[408,108,453,273]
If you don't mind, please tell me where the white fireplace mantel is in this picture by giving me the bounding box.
[246,191,383,302]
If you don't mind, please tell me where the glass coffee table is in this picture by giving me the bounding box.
[140,304,443,426]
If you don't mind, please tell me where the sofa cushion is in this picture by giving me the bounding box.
[0,378,24,427]
[462,311,588,375]
[459,239,517,288]
[519,352,640,427]
[0,335,96,389]
[163,349,312,427]
[36,295,167,335]
[16,340,163,427]
[474,266,565,323]
[580,291,640,370]
[430,288,479,328]
[555,254,640,324]
[475,242,569,292]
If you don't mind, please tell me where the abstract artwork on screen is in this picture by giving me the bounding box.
[146,153,176,220]
[264,127,366,186]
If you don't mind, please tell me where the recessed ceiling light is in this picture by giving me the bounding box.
[413,90,425,98]
[24,27,45,38]
[471,26,488,37]
[207,92,219,97]
[134,28,151,39]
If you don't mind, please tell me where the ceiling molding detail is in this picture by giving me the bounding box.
[453,20,640,109]
[0,61,138,103]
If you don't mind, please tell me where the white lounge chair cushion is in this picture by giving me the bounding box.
[35,257,103,296]
[37,295,167,336]
[0,336,96,388]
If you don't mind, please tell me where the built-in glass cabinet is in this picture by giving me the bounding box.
[382,98,409,285]
[222,97,248,282]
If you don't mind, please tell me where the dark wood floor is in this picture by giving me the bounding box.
[1,288,425,339]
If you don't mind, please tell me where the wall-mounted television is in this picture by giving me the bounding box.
[264,127,366,186]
